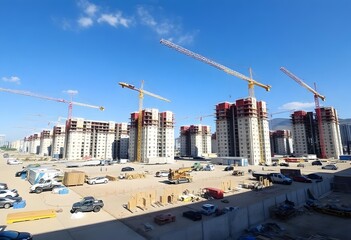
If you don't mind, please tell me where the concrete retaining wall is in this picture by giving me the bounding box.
[157,180,332,240]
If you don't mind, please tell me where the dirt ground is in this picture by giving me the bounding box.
[1,151,351,240]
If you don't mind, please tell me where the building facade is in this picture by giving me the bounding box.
[114,123,129,159]
[65,118,116,160]
[340,123,351,154]
[291,107,343,159]
[129,108,174,164]
[51,125,66,159]
[215,98,271,166]
[270,130,293,156]
[39,130,52,156]
[180,125,211,157]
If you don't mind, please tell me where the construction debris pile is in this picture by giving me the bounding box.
[270,198,297,220]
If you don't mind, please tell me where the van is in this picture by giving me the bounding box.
[155,170,169,177]
[202,187,224,199]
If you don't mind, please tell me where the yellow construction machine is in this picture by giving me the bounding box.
[168,168,192,184]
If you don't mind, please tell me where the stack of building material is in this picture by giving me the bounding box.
[63,171,86,186]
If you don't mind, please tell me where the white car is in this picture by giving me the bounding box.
[87,177,109,185]
[0,189,18,198]
[7,159,23,165]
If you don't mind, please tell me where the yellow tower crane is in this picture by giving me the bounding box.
[118,81,170,162]
[160,39,271,97]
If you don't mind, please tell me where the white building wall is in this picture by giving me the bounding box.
[216,120,230,157]
[322,122,343,159]
[293,124,308,156]
[39,138,52,156]
[238,117,261,165]
[260,117,272,165]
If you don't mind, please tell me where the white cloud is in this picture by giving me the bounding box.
[280,101,315,111]
[85,3,98,16]
[78,0,98,16]
[97,12,131,28]
[136,6,195,45]
[63,90,79,95]
[78,17,93,28]
[2,76,21,84]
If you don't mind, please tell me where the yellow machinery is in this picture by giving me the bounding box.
[168,168,193,184]
[118,81,170,162]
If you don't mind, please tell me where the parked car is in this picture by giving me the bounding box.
[312,160,323,166]
[121,167,134,172]
[7,159,22,165]
[306,173,323,181]
[201,203,218,216]
[154,213,176,225]
[86,176,109,185]
[0,230,33,240]
[0,183,8,190]
[279,162,289,167]
[297,163,305,168]
[322,164,338,170]
[155,170,169,177]
[292,175,312,183]
[70,196,104,213]
[0,197,22,209]
[182,210,202,221]
[0,189,18,198]
[224,166,234,171]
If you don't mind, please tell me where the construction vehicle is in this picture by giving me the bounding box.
[280,67,326,159]
[168,168,192,184]
[118,81,170,162]
[191,162,204,171]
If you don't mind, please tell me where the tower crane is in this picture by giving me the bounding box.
[160,39,271,98]
[0,87,105,120]
[280,67,327,159]
[118,81,170,162]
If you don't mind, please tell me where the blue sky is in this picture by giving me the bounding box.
[1,0,350,142]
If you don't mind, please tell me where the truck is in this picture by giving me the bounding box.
[168,168,192,184]
[70,196,104,213]
[29,179,62,194]
[27,168,63,185]
[191,162,204,171]
[252,172,292,185]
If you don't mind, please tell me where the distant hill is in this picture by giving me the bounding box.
[270,118,291,131]
[270,118,351,131]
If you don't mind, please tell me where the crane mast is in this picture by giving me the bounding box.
[280,67,327,159]
[160,39,271,96]
[118,81,170,162]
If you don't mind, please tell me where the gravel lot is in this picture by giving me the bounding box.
[1,152,351,239]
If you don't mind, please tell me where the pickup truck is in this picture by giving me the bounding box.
[252,172,292,185]
[270,173,292,185]
[29,179,62,194]
[70,196,104,213]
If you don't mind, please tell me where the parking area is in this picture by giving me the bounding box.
[1,152,351,239]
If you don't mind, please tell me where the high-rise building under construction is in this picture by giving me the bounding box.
[215,97,271,165]
[129,108,174,164]
[291,107,342,159]
[180,125,211,157]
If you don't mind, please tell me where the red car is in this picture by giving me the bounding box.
[292,175,312,183]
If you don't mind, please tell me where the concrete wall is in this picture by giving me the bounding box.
[156,178,332,240]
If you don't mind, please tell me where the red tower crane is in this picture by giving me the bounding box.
[0,87,104,120]
[280,67,327,159]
